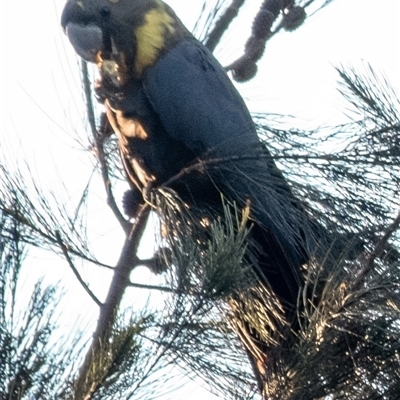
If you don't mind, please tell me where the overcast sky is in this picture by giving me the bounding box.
[1,0,399,398]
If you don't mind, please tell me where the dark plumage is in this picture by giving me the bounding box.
[61,0,316,346]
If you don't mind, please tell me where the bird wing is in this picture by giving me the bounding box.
[143,39,260,156]
[143,39,307,300]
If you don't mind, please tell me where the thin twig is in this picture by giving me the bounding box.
[128,281,181,294]
[161,153,271,188]
[367,211,400,271]
[80,60,131,233]
[56,231,103,307]
[2,206,112,270]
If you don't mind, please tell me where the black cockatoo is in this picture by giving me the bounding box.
[61,0,317,338]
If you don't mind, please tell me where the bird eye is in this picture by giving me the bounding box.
[100,6,110,19]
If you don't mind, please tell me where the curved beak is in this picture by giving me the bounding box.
[65,23,103,62]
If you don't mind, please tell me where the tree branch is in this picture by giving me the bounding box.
[204,0,246,52]
[74,204,150,399]
[225,0,336,82]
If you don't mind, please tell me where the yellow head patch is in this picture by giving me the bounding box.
[134,5,176,76]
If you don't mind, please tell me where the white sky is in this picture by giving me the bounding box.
[1,0,399,398]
